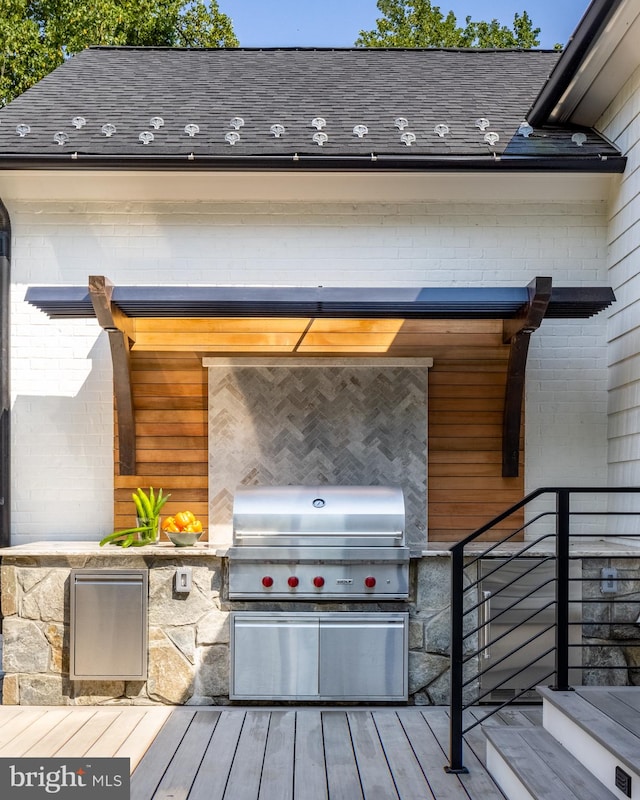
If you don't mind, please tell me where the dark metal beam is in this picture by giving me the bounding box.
[88,275,136,475]
[24,284,616,321]
[502,277,552,478]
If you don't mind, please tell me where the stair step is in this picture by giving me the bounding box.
[485,726,618,800]
[539,686,640,795]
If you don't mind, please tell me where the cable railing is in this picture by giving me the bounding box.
[446,487,640,774]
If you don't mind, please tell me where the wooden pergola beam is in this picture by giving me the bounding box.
[502,276,552,478]
[88,275,136,475]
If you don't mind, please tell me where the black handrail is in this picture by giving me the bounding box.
[446,486,640,774]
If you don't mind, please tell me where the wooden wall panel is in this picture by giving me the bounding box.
[114,351,209,536]
[428,358,524,543]
[113,321,523,544]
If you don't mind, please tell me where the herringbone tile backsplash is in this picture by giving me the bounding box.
[209,365,427,544]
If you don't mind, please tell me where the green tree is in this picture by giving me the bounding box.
[356,0,541,48]
[1,0,238,106]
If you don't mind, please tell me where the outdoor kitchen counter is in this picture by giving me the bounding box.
[2,538,640,558]
[0,541,226,558]
[2,539,640,707]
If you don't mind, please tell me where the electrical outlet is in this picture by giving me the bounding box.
[601,567,618,594]
[175,567,192,594]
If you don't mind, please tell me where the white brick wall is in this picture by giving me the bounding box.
[8,197,611,542]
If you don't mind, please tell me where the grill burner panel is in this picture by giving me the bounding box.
[228,486,410,601]
[229,559,409,599]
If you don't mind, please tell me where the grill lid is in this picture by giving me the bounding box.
[232,485,405,548]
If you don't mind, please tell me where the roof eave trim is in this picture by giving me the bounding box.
[527,0,625,126]
[0,153,627,174]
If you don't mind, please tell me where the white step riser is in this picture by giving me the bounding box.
[544,699,640,800]
[486,740,538,800]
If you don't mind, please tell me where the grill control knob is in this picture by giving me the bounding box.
[313,576,325,588]
[261,576,274,588]
[287,576,299,588]
[364,576,376,588]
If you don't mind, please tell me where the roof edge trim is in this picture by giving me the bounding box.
[528,0,625,126]
[0,153,627,174]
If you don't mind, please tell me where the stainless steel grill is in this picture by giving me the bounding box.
[227,485,410,600]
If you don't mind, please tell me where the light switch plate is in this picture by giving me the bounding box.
[175,567,192,593]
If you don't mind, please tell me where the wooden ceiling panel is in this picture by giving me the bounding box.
[130,317,510,355]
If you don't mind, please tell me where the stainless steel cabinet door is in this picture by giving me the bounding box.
[70,570,148,680]
[231,614,319,699]
[319,614,407,700]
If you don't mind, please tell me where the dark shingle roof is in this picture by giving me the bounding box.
[0,47,624,169]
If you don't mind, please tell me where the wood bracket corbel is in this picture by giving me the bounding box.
[502,276,552,478]
[88,275,136,475]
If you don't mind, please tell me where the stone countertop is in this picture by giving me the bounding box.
[420,539,640,557]
[0,541,229,558]
[2,538,640,559]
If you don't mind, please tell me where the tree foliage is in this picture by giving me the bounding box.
[356,0,541,49]
[0,0,238,106]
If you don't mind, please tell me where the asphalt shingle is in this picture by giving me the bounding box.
[0,47,621,165]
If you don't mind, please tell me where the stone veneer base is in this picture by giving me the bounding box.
[2,542,640,706]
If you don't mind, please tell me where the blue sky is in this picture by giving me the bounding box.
[222,1,591,50]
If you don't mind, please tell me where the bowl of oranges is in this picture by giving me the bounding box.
[162,511,204,546]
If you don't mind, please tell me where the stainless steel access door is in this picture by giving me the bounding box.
[231,614,319,699]
[319,615,407,700]
[70,569,148,681]
[230,612,408,701]
[479,558,581,702]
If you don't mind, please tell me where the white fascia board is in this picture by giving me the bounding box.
[0,169,616,204]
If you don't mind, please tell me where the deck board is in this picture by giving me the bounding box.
[293,709,328,800]
[373,710,434,800]
[55,708,127,757]
[151,709,221,800]
[188,710,246,800]
[396,709,467,800]
[0,708,50,749]
[0,704,511,799]
[85,708,156,758]
[223,710,270,800]
[424,708,507,800]
[0,707,74,756]
[258,710,296,800]
[23,707,103,756]
[576,686,640,738]
[348,710,400,800]
[4,692,640,798]
[113,708,174,771]
[322,710,365,800]
[130,709,197,800]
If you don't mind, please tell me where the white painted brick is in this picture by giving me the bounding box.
[9,198,610,541]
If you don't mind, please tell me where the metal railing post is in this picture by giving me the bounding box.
[552,488,571,691]
[446,545,469,774]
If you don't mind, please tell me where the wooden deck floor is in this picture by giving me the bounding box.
[130,705,543,800]
[0,704,172,770]
[0,704,543,800]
